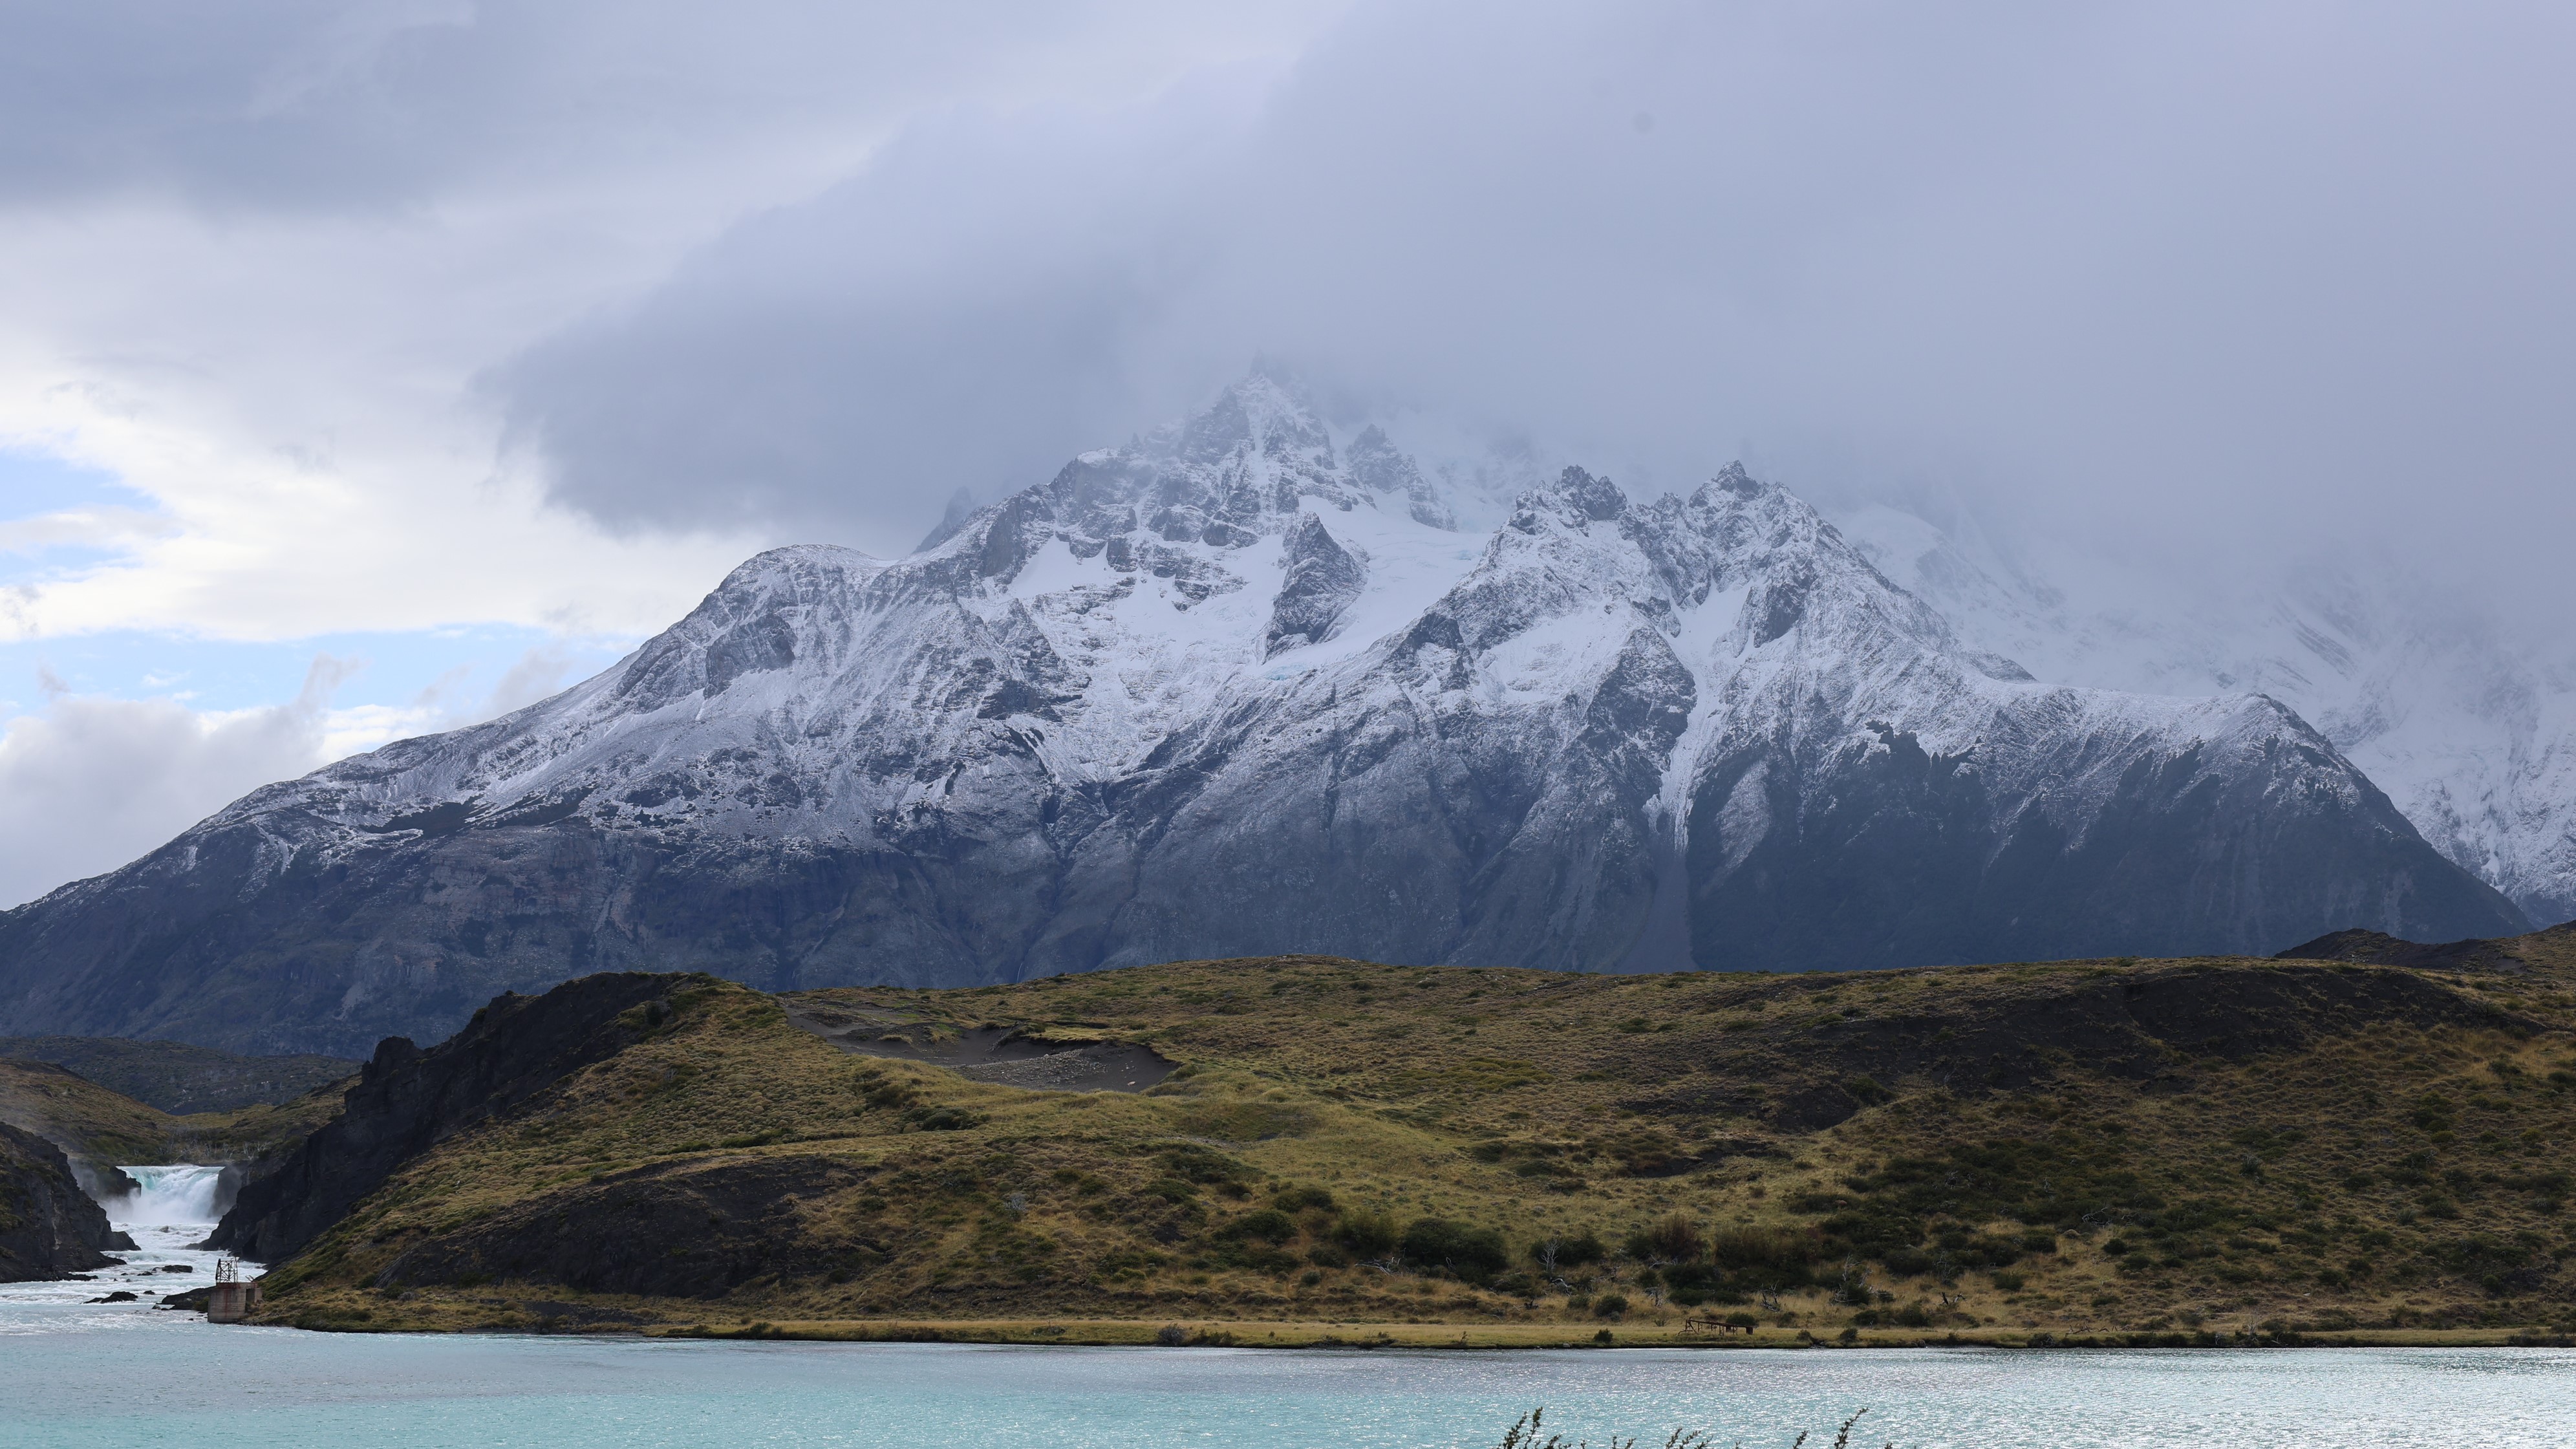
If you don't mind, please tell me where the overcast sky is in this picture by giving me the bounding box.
[3,1,2573,906]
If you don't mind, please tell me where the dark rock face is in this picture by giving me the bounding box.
[0,377,2531,1055]
[1347,424,1454,528]
[1679,718,2522,971]
[1264,513,1366,656]
[375,1155,865,1299]
[208,972,686,1263]
[0,1120,131,1282]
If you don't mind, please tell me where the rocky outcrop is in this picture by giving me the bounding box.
[374,1154,864,1299]
[207,972,689,1263]
[0,375,2529,1054]
[1346,424,1454,528]
[1263,512,1366,656]
[0,1119,133,1282]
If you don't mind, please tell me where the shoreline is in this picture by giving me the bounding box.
[260,1313,2573,1351]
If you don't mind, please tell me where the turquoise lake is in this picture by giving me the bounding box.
[5,1298,2573,1449]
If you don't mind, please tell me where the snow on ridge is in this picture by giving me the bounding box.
[1838,496,2574,923]
[147,372,2455,915]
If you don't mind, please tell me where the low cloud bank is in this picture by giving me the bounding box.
[500,2,2576,615]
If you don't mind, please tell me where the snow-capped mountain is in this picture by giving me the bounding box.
[1837,504,2576,928]
[0,374,2526,1053]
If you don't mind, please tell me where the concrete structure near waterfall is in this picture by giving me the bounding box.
[206,1258,261,1324]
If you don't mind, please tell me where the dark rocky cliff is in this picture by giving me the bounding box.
[0,1119,133,1282]
[209,972,687,1263]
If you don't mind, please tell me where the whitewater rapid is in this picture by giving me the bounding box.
[0,1162,258,1318]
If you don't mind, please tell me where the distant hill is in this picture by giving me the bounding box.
[0,1057,348,1187]
[220,922,2576,1346]
[0,1036,355,1114]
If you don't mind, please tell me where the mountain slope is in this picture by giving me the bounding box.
[1836,504,2576,926]
[0,376,2526,1053]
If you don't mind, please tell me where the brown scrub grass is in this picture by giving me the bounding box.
[251,925,2576,1345]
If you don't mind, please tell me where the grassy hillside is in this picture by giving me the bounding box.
[0,1057,349,1177]
[0,1035,356,1114]
[246,926,2576,1346]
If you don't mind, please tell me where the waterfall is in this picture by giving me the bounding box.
[108,1165,233,1226]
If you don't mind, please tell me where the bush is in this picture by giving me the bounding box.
[1933,1227,2022,1268]
[1335,1209,1400,1258]
[1592,1293,1631,1318]
[1223,1208,1298,1245]
[901,1105,982,1132]
[1272,1185,1336,1213]
[1712,1225,1817,1286]
[1214,1241,1303,1274]
[1144,1178,1199,1204]
[1306,1245,1351,1269]
[1712,1225,1812,1270]
[1403,1219,1510,1282]
[1991,1271,2026,1292]
[1157,1146,1252,1186]
[1531,1230,1607,1269]
[1631,1213,1706,1263]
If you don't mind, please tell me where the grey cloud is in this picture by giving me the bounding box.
[483,643,580,718]
[0,1,1334,209]
[493,73,1256,549]
[495,0,2576,605]
[0,656,352,908]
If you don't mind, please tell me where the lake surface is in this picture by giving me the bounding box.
[6,1181,2571,1448]
[7,1307,2573,1449]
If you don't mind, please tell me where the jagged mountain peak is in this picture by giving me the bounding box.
[1175,367,1333,469]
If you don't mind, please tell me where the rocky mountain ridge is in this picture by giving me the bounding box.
[1836,503,2576,926]
[0,374,2528,1053]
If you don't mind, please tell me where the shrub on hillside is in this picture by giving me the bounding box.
[1628,1213,1705,1263]
[1222,1208,1298,1245]
[1403,1218,1510,1282]
[1335,1208,1400,1258]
